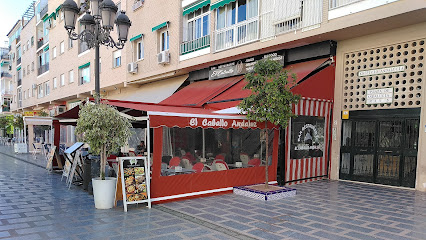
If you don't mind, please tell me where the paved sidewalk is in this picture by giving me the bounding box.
[0,145,47,169]
[1,146,426,240]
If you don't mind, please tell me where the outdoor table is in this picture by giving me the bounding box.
[161,168,195,176]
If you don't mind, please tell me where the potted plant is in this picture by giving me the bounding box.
[75,98,132,209]
[239,59,300,190]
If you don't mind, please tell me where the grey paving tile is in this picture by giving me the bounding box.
[313,230,352,240]
[219,220,252,231]
[367,223,404,234]
[197,213,227,222]
[336,223,374,233]
[247,229,283,240]
[375,231,413,240]
[249,221,283,232]
[345,231,384,240]
[182,228,215,238]
[0,231,11,238]
[308,223,345,233]
[282,222,315,233]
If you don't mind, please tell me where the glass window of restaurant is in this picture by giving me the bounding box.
[161,126,274,176]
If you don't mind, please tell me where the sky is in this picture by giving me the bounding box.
[0,0,35,47]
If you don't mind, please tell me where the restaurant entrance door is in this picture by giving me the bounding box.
[339,108,420,188]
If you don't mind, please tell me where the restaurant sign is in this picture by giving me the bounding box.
[366,87,393,104]
[209,50,285,80]
[189,118,258,128]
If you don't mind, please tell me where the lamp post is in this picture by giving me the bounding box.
[61,0,131,101]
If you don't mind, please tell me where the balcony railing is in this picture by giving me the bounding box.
[180,35,210,55]
[1,89,13,95]
[1,54,8,60]
[38,63,49,75]
[16,35,21,44]
[330,0,363,9]
[17,78,22,86]
[37,39,44,49]
[260,0,323,39]
[215,17,259,52]
[40,5,48,19]
[1,73,12,78]
[17,57,21,65]
[2,106,10,112]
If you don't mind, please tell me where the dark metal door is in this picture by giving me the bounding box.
[340,116,419,188]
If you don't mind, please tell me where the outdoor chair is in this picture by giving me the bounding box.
[168,157,181,169]
[240,153,249,165]
[192,163,205,173]
[32,143,43,159]
[248,158,261,167]
[213,160,229,171]
[181,158,193,169]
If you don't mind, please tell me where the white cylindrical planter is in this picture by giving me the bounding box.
[92,177,117,209]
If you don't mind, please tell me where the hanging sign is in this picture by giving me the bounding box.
[209,50,285,80]
[366,87,393,104]
[119,157,151,212]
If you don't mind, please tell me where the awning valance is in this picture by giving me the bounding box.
[183,0,210,16]
[17,66,21,71]
[41,13,49,22]
[24,116,53,126]
[43,45,49,51]
[78,62,90,69]
[55,5,61,14]
[210,0,236,10]
[0,61,9,67]
[152,21,169,32]
[129,34,143,42]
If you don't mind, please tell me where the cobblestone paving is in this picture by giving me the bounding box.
[1,146,426,240]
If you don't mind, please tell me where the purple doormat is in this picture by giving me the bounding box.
[233,184,296,201]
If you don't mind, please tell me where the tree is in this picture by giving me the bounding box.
[13,115,24,130]
[239,59,300,188]
[75,99,132,180]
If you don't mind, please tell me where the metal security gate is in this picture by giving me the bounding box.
[339,109,420,188]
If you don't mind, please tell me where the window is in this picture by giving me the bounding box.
[216,0,258,29]
[68,38,73,49]
[53,77,57,89]
[60,41,65,54]
[44,81,50,96]
[186,6,210,42]
[79,23,89,53]
[60,74,65,86]
[69,70,74,83]
[31,62,34,71]
[79,65,90,85]
[27,65,30,74]
[17,89,22,108]
[38,84,43,98]
[23,90,26,100]
[60,11,64,21]
[31,36,34,46]
[160,30,169,52]
[53,47,57,59]
[161,127,273,177]
[29,88,32,98]
[27,40,30,50]
[113,50,121,67]
[135,39,144,60]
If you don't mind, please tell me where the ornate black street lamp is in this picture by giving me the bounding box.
[61,0,131,99]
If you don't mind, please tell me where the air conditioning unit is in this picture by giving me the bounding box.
[57,106,66,114]
[157,51,170,64]
[32,83,37,89]
[127,62,138,74]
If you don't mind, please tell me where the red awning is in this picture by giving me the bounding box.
[159,76,244,107]
[204,58,332,110]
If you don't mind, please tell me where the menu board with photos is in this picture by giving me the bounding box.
[119,157,151,212]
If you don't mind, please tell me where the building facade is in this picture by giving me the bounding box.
[5,0,426,191]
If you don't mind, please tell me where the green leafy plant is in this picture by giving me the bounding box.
[75,98,132,180]
[13,115,24,130]
[38,111,49,117]
[239,59,300,188]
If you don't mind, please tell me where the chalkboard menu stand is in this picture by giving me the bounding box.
[119,157,151,212]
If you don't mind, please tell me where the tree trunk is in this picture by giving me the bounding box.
[265,123,269,189]
[100,145,106,180]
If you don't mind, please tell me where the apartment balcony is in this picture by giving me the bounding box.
[330,0,362,9]
[1,54,8,60]
[259,0,323,40]
[16,35,20,44]
[17,57,21,65]
[37,36,49,50]
[2,106,10,112]
[1,89,13,95]
[1,73,11,78]
[38,63,49,76]
[40,5,48,19]
[180,35,210,55]
[17,78,22,86]
[215,17,259,52]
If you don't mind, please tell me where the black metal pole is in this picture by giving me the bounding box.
[94,25,100,103]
